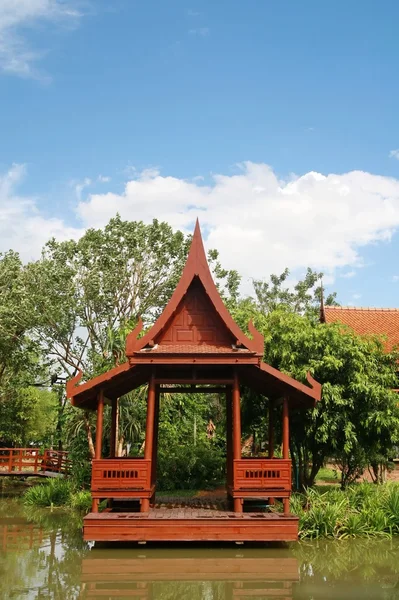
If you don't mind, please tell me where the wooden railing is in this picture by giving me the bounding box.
[233,458,291,497]
[41,450,71,474]
[91,458,152,499]
[0,448,71,475]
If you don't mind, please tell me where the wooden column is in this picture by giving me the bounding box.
[268,400,274,459]
[268,400,275,505]
[92,389,104,513]
[232,372,243,513]
[151,386,160,493]
[225,386,232,493]
[110,397,118,458]
[282,396,290,514]
[142,373,156,512]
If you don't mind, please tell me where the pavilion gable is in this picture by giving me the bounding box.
[126,220,264,359]
[154,278,235,350]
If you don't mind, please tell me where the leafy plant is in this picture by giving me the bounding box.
[23,478,73,507]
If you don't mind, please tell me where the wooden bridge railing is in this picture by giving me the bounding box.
[233,458,292,498]
[0,448,71,475]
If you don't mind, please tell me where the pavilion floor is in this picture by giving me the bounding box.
[83,499,298,543]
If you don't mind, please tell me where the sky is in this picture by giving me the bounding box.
[2,0,399,306]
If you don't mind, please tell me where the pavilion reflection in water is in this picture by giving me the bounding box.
[79,553,299,599]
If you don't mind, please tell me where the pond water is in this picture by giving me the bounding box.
[1,497,399,599]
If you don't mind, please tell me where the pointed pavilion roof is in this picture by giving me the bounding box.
[125,219,264,360]
[67,220,321,409]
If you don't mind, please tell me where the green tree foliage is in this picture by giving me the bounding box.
[25,216,192,377]
[252,267,338,318]
[0,385,57,446]
[0,251,56,447]
[258,308,399,488]
[1,216,398,496]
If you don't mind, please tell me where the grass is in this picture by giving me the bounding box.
[315,466,340,484]
[291,482,399,539]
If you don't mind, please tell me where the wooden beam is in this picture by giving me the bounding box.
[282,397,290,515]
[159,386,227,394]
[225,386,233,491]
[110,397,118,458]
[95,389,104,460]
[151,386,160,490]
[268,400,274,459]
[92,389,104,514]
[142,373,156,512]
[282,397,289,460]
[232,372,243,513]
[131,357,259,365]
[155,378,234,385]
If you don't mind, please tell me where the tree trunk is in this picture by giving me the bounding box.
[117,435,125,457]
[84,411,95,459]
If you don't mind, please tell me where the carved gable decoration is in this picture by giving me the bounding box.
[156,278,234,348]
[126,220,265,360]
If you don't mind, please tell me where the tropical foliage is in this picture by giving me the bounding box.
[0,216,398,495]
[291,483,399,539]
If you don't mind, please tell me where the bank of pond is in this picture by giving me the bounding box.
[10,478,399,540]
[1,496,399,600]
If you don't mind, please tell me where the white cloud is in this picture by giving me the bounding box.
[98,175,111,183]
[389,150,399,160]
[4,160,399,293]
[75,162,399,287]
[0,0,83,79]
[352,293,362,300]
[189,27,210,36]
[341,270,356,278]
[72,177,91,201]
[0,164,82,260]
[392,275,399,282]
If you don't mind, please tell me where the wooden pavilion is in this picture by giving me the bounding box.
[67,220,321,543]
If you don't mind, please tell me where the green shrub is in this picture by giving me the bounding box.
[23,478,73,507]
[156,442,225,491]
[69,490,92,513]
[291,482,399,539]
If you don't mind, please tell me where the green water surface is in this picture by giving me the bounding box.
[0,497,398,599]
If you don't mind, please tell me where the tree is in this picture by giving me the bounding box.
[0,251,56,446]
[252,267,338,318]
[26,216,239,456]
[256,308,399,488]
[0,384,57,446]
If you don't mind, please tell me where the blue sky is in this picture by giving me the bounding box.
[2,0,399,306]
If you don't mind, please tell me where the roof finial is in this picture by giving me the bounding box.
[320,277,326,323]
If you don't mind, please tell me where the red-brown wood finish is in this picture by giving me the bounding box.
[95,390,104,460]
[91,458,153,500]
[282,397,290,514]
[0,448,71,476]
[110,397,118,458]
[232,458,291,498]
[232,372,243,513]
[66,220,322,543]
[83,509,299,542]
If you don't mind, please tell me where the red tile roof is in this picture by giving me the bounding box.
[323,306,399,352]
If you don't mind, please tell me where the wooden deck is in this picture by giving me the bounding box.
[84,505,298,543]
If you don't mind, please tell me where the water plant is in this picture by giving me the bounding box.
[292,482,399,539]
[23,478,73,507]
